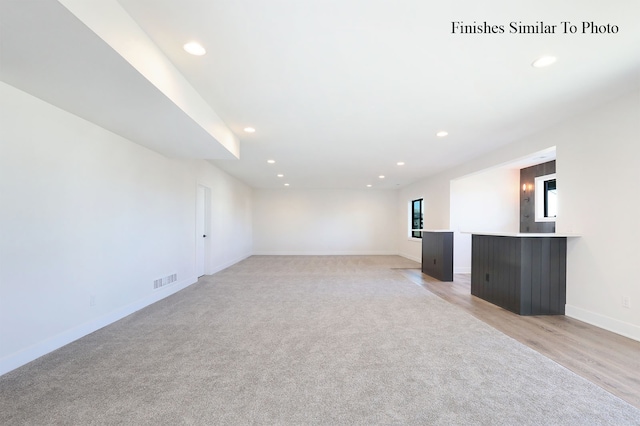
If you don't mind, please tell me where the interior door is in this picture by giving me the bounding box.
[196,185,207,277]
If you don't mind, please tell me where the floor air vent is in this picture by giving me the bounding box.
[154,273,177,289]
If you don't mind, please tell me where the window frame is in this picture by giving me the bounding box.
[534,173,557,222]
[409,198,424,239]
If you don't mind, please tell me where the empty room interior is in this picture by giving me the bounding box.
[1,0,640,424]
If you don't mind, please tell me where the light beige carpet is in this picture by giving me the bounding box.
[1,255,639,425]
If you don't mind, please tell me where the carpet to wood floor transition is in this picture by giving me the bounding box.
[1,255,639,425]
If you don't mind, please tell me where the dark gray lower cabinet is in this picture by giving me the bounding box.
[421,231,454,281]
[471,235,566,315]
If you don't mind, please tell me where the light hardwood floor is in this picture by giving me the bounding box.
[400,269,640,410]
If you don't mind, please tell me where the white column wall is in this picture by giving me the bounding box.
[450,168,520,273]
[558,91,640,339]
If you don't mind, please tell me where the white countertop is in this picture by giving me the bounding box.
[462,231,580,238]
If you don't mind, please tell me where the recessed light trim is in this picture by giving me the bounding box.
[284,183,290,187]
[183,42,206,56]
[397,162,405,166]
[277,174,284,178]
[532,56,557,68]
[267,160,275,164]
[378,175,385,179]
[436,131,448,137]
[243,127,256,133]
[366,184,372,187]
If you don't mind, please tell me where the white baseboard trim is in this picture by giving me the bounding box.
[0,249,470,376]
[1,252,256,376]
[455,267,471,274]
[210,252,252,274]
[565,304,640,343]
[252,251,398,256]
[0,274,199,376]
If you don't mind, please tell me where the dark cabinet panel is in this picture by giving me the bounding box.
[421,231,454,281]
[471,235,566,315]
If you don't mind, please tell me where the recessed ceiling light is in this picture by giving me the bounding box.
[366,184,372,187]
[397,162,405,166]
[183,42,206,56]
[284,183,290,187]
[277,174,284,178]
[267,160,275,164]
[379,175,385,179]
[436,131,448,137]
[244,127,256,133]
[532,56,557,68]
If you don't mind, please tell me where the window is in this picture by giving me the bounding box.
[544,178,557,218]
[535,173,557,222]
[411,198,423,238]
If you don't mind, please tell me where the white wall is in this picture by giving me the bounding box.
[253,189,397,255]
[195,162,253,273]
[0,82,252,374]
[557,91,640,340]
[450,168,520,273]
[397,177,452,262]
[396,89,640,341]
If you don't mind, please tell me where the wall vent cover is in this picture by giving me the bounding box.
[154,273,177,289]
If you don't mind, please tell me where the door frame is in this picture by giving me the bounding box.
[196,184,211,277]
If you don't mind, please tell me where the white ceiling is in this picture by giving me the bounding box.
[0,0,239,160]
[3,1,640,189]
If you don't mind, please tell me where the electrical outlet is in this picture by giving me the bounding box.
[622,296,631,309]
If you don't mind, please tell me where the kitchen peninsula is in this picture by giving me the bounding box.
[467,232,578,315]
[421,230,454,281]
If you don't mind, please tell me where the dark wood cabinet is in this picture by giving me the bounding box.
[421,231,454,281]
[471,234,566,315]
